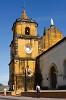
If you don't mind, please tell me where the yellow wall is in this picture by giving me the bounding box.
[14,22,37,36]
[41,26,63,52]
[18,39,38,58]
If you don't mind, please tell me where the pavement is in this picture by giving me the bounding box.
[0,96,66,100]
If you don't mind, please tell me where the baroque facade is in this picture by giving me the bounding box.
[9,9,63,90]
[41,24,63,53]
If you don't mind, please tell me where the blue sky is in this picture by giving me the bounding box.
[0,0,66,85]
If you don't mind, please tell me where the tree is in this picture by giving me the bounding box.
[0,83,3,86]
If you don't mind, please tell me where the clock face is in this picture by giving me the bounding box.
[25,44,33,53]
[25,46,31,53]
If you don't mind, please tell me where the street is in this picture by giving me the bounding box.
[0,96,66,100]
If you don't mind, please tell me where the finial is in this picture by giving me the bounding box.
[51,18,54,25]
[43,27,46,36]
[21,1,29,19]
[23,0,26,12]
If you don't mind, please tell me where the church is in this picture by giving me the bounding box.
[9,8,65,91]
[35,36,66,90]
[35,20,66,90]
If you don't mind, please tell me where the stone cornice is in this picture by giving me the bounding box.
[12,18,38,30]
[14,57,36,61]
[14,34,39,40]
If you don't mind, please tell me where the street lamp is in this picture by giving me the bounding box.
[22,60,29,91]
[24,44,33,91]
[24,67,27,91]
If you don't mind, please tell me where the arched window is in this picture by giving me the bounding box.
[25,27,30,35]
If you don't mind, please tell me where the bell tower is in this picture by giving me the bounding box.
[9,9,38,90]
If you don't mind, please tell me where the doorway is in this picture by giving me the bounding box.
[50,66,57,89]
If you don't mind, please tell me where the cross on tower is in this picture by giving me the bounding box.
[23,1,26,12]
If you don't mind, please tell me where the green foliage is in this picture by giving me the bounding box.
[0,83,3,86]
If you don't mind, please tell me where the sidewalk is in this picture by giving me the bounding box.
[0,96,32,100]
[0,95,66,100]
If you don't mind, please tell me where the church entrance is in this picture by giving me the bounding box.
[50,66,57,89]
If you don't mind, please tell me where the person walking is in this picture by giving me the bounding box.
[36,85,40,98]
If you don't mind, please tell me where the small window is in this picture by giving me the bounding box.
[25,27,30,35]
